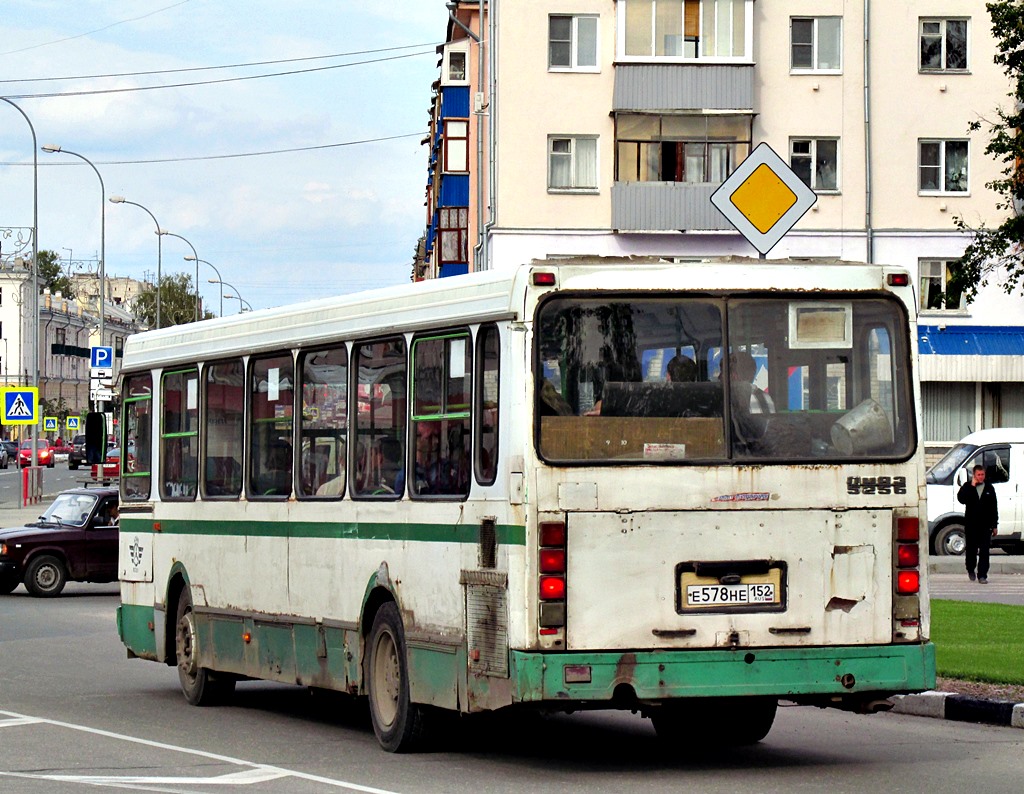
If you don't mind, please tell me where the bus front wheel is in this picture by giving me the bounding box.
[175,590,235,706]
[366,601,427,752]
[651,697,777,747]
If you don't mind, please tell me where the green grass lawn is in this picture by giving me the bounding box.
[931,599,1024,685]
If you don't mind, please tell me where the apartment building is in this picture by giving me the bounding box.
[420,1,1022,450]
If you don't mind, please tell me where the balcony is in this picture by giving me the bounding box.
[613,64,754,112]
[612,182,733,232]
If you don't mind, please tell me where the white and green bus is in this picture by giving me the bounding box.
[115,257,934,752]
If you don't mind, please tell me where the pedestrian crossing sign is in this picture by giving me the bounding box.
[1,387,38,425]
[44,416,58,432]
[66,416,81,432]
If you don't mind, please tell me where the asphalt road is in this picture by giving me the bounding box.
[2,583,1024,792]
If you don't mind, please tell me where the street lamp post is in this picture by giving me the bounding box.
[188,259,223,316]
[109,196,162,329]
[224,294,253,312]
[161,232,201,321]
[211,278,251,313]
[41,145,106,353]
[0,97,40,467]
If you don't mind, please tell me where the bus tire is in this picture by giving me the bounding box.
[24,555,67,597]
[175,589,235,706]
[366,601,427,752]
[651,697,777,747]
[934,523,966,556]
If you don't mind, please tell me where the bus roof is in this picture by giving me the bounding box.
[121,256,909,372]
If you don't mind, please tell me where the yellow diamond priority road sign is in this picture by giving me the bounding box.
[711,142,817,255]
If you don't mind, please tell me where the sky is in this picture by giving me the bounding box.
[0,0,443,314]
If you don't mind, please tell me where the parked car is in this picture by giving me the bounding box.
[926,428,1024,556]
[68,434,88,470]
[1,440,17,461]
[0,445,7,470]
[17,439,55,468]
[0,488,119,596]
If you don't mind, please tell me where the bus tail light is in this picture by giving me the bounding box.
[897,544,919,568]
[539,520,567,631]
[893,514,922,639]
[896,570,919,594]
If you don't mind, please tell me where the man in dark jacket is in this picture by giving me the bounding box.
[957,464,999,583]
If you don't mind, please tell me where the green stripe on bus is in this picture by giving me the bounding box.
[120,517,525,545]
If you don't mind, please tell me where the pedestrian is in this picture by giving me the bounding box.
[957,464,998,583]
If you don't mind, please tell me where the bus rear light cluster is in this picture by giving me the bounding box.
[895,516,921,596]
[539,520,566,632]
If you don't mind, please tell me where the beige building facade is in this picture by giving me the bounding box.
[423,1,1021,446]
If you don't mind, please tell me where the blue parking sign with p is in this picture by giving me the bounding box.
[91,346,114,369]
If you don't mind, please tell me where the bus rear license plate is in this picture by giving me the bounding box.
[686,582,776,607]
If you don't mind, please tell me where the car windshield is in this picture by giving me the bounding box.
[926,443,977,484]
[39,493,98,526]
[20,440,48,450]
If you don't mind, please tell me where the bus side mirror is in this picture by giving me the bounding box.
[85,412,108,465]
[954,468,967,487]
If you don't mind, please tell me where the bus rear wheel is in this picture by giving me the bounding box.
[175,589,235,706]
[651,696,777,747]
[366,601,427,752]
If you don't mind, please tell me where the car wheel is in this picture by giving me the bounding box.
[175,588,235,706]
[934,523,966,556]
[366,601,428,752]
[24,555,68,597]
[0,573,19,594]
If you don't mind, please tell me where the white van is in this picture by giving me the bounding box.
[926,428,1024,556]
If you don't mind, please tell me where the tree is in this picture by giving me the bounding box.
[950,1,1024,302]
[131,273,215,329]
[34,250,75,298]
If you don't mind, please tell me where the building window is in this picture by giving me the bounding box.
[615,114,750,183]
[55,328,67,346]
[443,44,470,86]
[439,207,469,264]
[919,139,968,193]
[791,17,841,72]
[549,15,599,71]
[444,119,469,173]
[920,18,968,72]
[790,138,839,191]
[919,259,964,311]
[622,0,748,60]
[549,136,599,191]
[449,50,467,82]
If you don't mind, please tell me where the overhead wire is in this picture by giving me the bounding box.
[2,49,438,100]
[0,43,441,85]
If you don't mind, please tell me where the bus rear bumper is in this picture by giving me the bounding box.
[510,643,936,705]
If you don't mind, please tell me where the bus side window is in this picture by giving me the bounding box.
[298,345,347,498]
[353,338,406,498]
[160,368,199,500]
[475,324,499,486]
[203,359,244,498]
[121,374,153,501]
[249,353,295,498]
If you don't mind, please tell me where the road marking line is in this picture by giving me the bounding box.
[0,710,401,793]
[0,716,43,728]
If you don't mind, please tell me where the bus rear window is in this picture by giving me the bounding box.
[536,295,914,463]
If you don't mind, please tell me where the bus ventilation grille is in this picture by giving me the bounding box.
[466,583,509,677]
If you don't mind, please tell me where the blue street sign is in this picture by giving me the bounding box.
[66,416,81,432]
[1,387,38,425]
[91,346,114,369]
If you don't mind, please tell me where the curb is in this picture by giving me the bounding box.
[892,692,1024,729]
